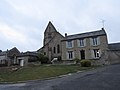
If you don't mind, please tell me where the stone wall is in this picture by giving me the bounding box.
[99,50,120,65]
[107,50,120,64]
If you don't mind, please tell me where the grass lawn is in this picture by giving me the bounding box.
[0,65,95,83]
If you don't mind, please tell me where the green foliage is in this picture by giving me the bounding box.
[80,60,91,67]
[73,58,80,64]
[0,65,93,82]
[38,53,49,64]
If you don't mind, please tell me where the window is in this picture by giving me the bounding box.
[93,49,100,58]
[93,37,98,45]
[78,39,85,47]
[91,37,100,46]
[67,40,73,48]
[80,39,84,46]
[57,44,60,53]
[67,51,74,59]
[53,47,56,54]
[44,52,46,55]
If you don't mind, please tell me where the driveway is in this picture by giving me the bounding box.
[0,64,120,90]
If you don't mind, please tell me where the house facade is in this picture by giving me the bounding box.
[39,22,110,64]
[61,28,108,61]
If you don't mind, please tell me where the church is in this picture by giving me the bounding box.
[38,21,120,65]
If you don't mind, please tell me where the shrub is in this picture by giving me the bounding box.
[80,60,91,67]
[38,53,49,64]
[73,58,80,64]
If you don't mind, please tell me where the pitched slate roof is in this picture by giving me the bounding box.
[108,43,120,51]
[0,47,20,56]
[62,28,106,41]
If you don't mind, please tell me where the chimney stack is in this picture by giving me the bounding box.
[101,28,104,30]
[65,33,67,37]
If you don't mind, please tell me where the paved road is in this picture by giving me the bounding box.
[0,64,120,90]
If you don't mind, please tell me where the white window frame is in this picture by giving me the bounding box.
[78,39,86,47]
[90,37,100,46]
[66,40,74,48]
[93,49,100,58]
[93,37,98,46]
[67,51,74,60]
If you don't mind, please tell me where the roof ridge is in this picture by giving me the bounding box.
[67,29,104,37]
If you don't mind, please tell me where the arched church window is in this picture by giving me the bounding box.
[57,44,60,53]
[53,47,56,54]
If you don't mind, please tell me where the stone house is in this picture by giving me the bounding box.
[16,51,38,66]
[0,47,38,66]
[39,21,120,65]
[61,28,108,62]
[0,47,20,66]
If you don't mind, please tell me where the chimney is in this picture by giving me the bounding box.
[65,33,67,37]
[101,28,104,30]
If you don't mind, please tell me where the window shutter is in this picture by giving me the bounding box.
[84,39,86,46]
[98,49,101,57]
[77,39,80,47]
[66,52,69,60]
[66,41,68,48]
[73,51,75,59]
[97,37,100,45]
[90,38,93,46]
[91,50,94,59]
[72,40,74,48]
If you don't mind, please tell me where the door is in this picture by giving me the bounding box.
[80,50,85,60]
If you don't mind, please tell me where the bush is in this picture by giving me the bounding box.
[73,58,80,64]
[38,53,49,64]
[80,60,91,67]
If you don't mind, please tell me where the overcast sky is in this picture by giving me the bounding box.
[0,0,120,52]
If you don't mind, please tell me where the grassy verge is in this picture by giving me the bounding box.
[0,65,96,83]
